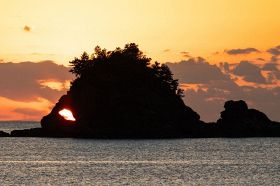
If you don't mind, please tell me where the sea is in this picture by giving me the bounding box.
[0,121,280,185]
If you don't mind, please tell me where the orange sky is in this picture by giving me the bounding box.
[1,0,280,64]
[0,0,280,121]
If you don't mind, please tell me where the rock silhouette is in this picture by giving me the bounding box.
[10,128,43,137]
[216,100,280,137]
[40,43,201,138]
[0,131,10,137]
[7,44,280,138]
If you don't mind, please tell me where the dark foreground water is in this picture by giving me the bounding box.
[0,122,280,185]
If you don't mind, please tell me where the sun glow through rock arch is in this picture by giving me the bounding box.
[58,109,76,121]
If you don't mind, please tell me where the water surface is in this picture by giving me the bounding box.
[0,122,279,185]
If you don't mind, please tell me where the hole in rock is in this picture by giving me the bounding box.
[58,109,76,121]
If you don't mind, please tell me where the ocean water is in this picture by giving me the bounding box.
[0,122,280,185]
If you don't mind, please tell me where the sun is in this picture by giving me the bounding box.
[58,109,76,121]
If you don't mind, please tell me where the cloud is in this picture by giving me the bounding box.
[0,61,73,102]
[167,59,280,122]
[262,63,279,71]
[219,62,230,73]
[256,58,265,61]
[267,45,280,56]
[167,57,230,84]
[163,49,171,52]
[226,48,260,55]
[270,56,279,63]
[232,61,267,83]
[213,51,220,55]
[180,51,191,58]
[13,108,45,116]
[23,25,31,32]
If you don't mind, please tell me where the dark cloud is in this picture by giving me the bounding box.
[262,63,279,71]
[270,56,279,63]
[266,72,275,83]
[237,86,280,119]
[256,58,265,61]
[226,48,260,55]
[167,57,230,84]
[163,49,171,52]
[232,61,266,83]
[23,25,31,32]
[0,61,73,102]
[267,45,280,56]
[275,72,280,79]
[167,60,280,122]
[213,51,220,55]
[219,62,230,73]
[180,51,191,58]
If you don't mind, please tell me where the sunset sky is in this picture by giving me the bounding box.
[0,0,279,121]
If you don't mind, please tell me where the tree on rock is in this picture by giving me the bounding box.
[41,43,200,138]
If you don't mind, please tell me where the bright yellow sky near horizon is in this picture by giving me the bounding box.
[1,0,280,65]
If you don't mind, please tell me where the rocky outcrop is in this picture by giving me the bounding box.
[10,128,43,137]
[10,127,77,138]
[216,100,280,137]
[0,131,10,137]
[40,92,200,138]
[40,44,201,138]
[8,99,280,138]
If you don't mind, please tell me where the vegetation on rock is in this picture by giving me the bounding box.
[41,43,200,137]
